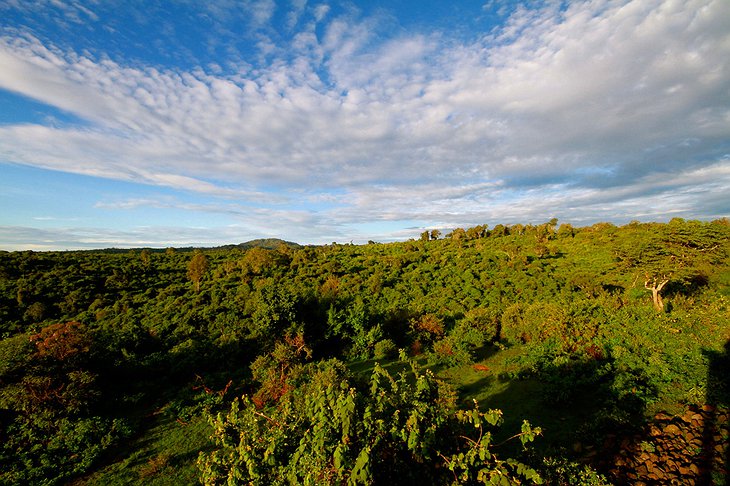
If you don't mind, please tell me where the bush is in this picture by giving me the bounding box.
[501,303,527,344]
[460,307,500,343]
[373,339,397,360]
[199,358,542,485]
[539,456,610,485]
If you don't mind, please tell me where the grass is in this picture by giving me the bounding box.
[74,409,212,485]
[437,344,625,456]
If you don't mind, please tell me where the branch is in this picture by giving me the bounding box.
[644,274,671,291]
[252,409,283,428]
[458,434,480,447]
[492,430,536,449]
[219,379,233,397]
[438,453,458,482]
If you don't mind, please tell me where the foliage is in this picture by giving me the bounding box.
[188,251,209,293]
[0,219,727,483]
[538,456,610,485]
[0,321,131,484]
[198,356,542,485]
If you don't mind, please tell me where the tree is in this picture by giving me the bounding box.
[644,274,670,311]
[465,224,488,240]
[616,220,728,310]
[30,321,90,362]
[447,228,466,241]
[139,249,152,268]
[250,333,312,408]
[491,224,508,237]
[240,247,284,276]
[251,282,298,341]
[187,251,209,293]
[557,223,575,238]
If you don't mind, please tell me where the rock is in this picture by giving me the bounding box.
[664,424,681,435]
[650,425,662,436]
[702,404,716,413]
[655,412,672,421]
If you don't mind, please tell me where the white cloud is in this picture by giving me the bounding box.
[0,0,99,25]
[313,4,330,23]
[0,0,729,248]
[0,224,257,251]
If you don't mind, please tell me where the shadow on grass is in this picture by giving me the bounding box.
[700,339,730,483]
[464,354,649,467]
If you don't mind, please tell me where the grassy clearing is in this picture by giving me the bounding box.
[437,345,585,452]
[76,411,211,485]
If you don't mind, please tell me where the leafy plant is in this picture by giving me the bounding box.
[199,356,542,485]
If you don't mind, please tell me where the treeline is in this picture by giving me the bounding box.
[0,218,728,484]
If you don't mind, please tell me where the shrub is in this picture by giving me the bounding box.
[199,358,542,485]
[373,339,397,360]
[460,307,500,343]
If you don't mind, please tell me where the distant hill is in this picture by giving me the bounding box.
[223,238,301,250]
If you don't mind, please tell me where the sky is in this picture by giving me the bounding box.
[0,0,729,250]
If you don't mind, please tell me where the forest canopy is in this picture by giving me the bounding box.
[0,219,728,485]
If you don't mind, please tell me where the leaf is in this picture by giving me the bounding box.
[349,446,371,485]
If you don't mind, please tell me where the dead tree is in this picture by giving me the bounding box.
[644,274,670,311]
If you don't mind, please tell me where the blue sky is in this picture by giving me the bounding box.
[1,0,729,250]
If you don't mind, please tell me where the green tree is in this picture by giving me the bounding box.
[616,219,727,310]
[187,251,209,293]
[139,249,152,268]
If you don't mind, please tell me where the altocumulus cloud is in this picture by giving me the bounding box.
[0,0,729,249]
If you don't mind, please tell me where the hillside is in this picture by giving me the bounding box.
[0,219,728,485]
[224,238,302,251]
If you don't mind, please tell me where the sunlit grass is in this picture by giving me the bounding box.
[81,412,211,485]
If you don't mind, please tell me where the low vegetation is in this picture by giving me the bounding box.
[0,218,728,484]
